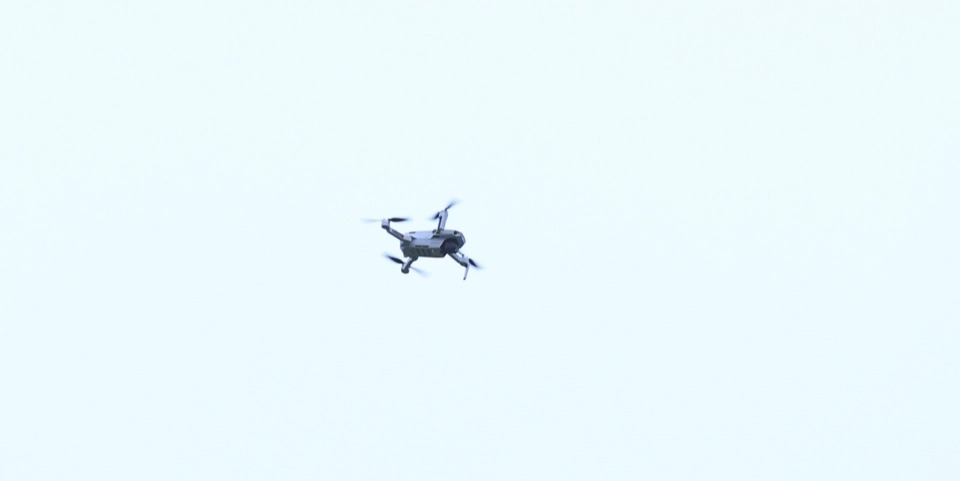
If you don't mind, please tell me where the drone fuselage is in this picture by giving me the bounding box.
[400,229,465,258]
[377,204,479,279]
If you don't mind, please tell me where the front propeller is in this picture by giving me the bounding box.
[383,253,427,276]
[453,253,482,280]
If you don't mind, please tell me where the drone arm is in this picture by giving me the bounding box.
[435,210,448,232]
[448,251,470,280]
[381,219,406,241]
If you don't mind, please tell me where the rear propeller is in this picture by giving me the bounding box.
[361,217,410,223]
[430,199,459,220]
[383,254,428,276]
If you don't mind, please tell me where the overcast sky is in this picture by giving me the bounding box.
[2,1,958,480]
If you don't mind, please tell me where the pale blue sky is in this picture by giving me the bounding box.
[2,1,958,480]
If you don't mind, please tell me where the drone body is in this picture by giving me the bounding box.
[367,201,481,280]
[394,226,466,259]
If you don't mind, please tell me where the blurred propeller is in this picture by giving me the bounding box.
[383,253,427,276]
[459,255,481,280]
[430,199,459,220]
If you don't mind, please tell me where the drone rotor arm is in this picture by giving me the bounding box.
[448,251,480,280]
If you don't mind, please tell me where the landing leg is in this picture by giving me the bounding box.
[448,251,479,280]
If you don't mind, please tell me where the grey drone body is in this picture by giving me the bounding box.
[373,201,481,280]
[397,229,466,259]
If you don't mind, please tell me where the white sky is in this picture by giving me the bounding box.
[2,1,958,480]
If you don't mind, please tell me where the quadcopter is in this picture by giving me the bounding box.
[364,200,482,280]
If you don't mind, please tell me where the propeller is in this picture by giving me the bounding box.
[430,199,459,220]
[459,255,482,280]
[361,217,410,223]
[383,253,428,276]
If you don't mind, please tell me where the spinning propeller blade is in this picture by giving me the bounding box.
[430,199,459,220]
[362,217,410,223]
[382,253,427,276]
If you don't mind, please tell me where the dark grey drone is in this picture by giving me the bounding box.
[364,200,482,280]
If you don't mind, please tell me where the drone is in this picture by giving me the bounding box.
[364,200,482,280]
